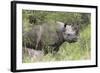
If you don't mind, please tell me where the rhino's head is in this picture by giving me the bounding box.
[62,23,79,43]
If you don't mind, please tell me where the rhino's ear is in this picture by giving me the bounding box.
[75,23,80,29]
[62,23,67,32]
[64,23,67,27]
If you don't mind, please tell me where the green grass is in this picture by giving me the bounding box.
[22,24,91,63]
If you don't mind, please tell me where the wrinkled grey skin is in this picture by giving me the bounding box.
[23,21,79,54]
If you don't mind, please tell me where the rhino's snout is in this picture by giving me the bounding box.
[66,34,78,43]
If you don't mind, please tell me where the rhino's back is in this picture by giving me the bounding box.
[23,22,63,49]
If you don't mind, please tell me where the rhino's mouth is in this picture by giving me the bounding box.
[67,38,78,43]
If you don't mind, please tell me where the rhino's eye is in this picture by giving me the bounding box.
[73,26,77,30]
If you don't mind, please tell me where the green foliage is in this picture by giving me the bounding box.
[22,10,91,63]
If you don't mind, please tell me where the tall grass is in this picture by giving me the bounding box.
[22,24,91,63]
